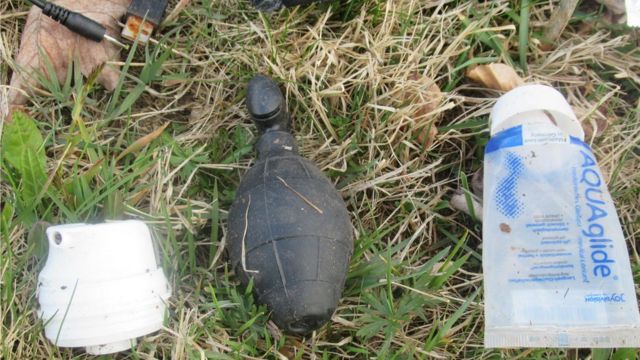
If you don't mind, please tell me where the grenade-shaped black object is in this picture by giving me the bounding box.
[251,0,324,12]
[227,75,353,335]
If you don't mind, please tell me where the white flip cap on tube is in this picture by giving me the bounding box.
[37,220,171,355]
[489,84,584,140]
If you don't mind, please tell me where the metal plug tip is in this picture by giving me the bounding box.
[103,34,129,49]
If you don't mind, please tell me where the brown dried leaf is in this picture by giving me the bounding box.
[8,0,128,107]
[582,103,611,139]
[466,63,524,91]
[117,122,169,160]
[582,116,609,139]
[404,73,443,149]
[417,125,438,149]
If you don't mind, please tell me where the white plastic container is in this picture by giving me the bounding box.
[482,85,640,347]
[37,220,171,355]
[627,0,640,26]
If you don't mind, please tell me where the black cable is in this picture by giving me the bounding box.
[27,0,125,47]
[29,0,46,8]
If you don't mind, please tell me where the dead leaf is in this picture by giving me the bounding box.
[582,105,611,140]
[596,0,626,15]
[417,125,438,149]
[116,122,169,160]
[404,73,443,149]
[7,0,128,107]
[582,120,609,139]
[466,63,524,91]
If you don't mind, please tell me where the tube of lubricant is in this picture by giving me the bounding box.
[482,85,640,348]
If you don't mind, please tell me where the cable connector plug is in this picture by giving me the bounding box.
[32,1,126,48]
[121,0,169,43]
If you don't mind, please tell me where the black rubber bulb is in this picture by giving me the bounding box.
[251,0,325,12]
[227,74,353,335]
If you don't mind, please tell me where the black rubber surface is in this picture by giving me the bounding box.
[227,75,353,335]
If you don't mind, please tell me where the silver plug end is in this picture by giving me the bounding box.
[103,34,129,49]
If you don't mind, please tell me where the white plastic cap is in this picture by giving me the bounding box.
[489,84,584,140]
[37,220,171,355]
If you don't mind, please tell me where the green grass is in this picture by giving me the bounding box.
[1,0,640,359]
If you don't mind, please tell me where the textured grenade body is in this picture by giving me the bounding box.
[251,0,325,12]
[227,75,353,335]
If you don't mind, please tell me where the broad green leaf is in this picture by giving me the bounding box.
[1,111,47,203]
[612,348,638,360]
[1,203,14,232]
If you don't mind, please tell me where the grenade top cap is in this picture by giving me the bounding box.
[246,74,290,132]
